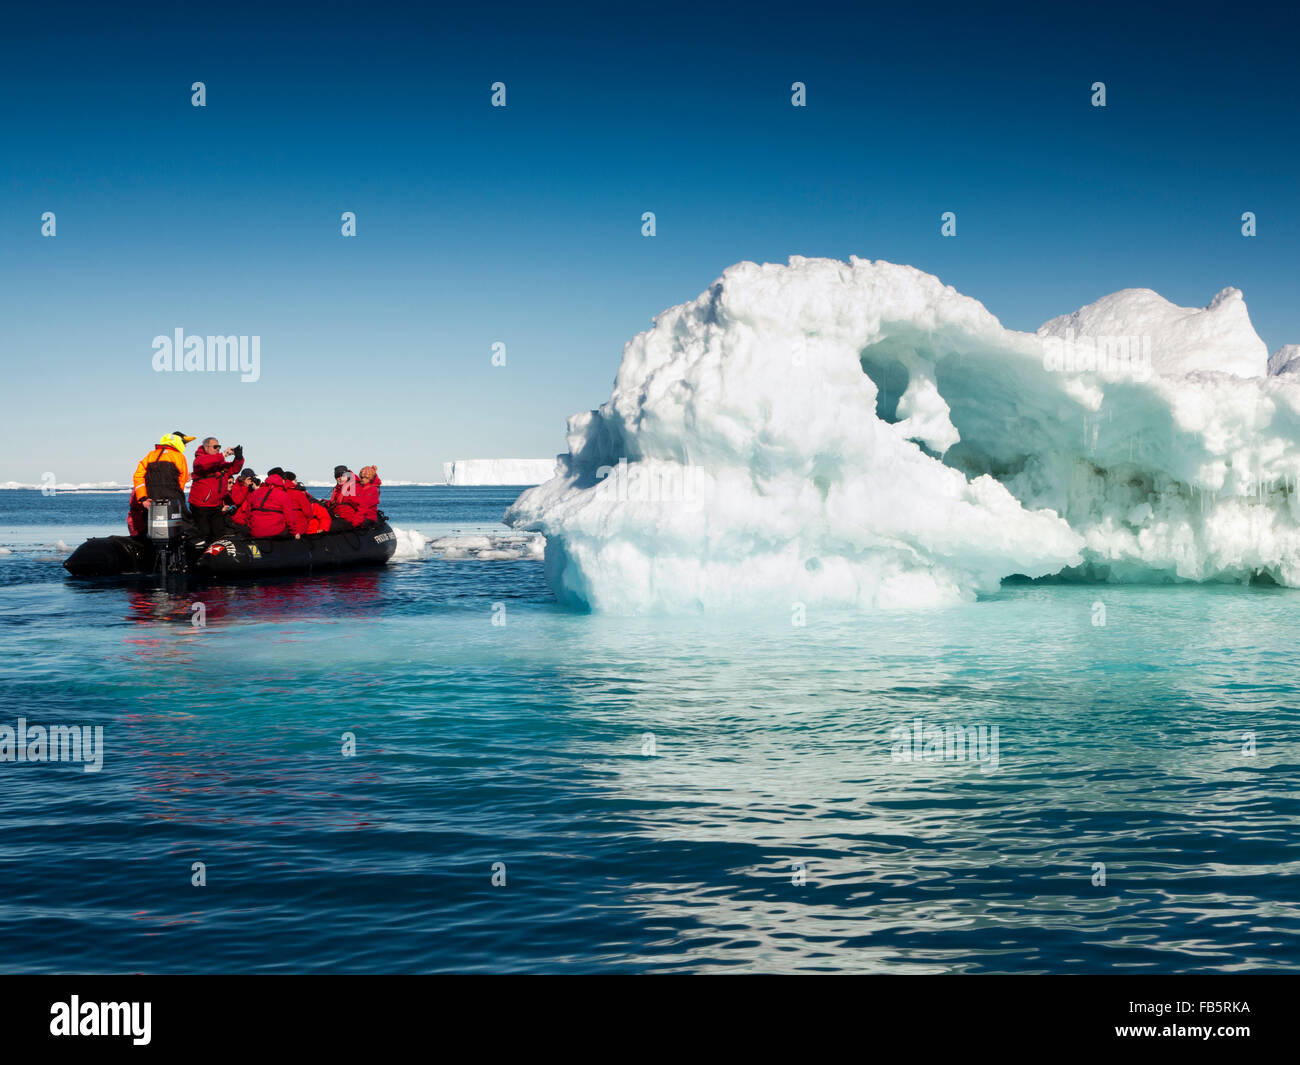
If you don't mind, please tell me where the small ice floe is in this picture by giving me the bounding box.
[387,526,432,561]
[428,532,545,561]
[382,527,544,564]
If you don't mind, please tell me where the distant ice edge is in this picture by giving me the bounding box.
[506,255,1300,612]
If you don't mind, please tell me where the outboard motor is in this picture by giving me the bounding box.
[147,500,183,544]
[147,500,188,575]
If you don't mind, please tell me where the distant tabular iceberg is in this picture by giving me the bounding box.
[443,459,556,486]
[507,255,1300,612]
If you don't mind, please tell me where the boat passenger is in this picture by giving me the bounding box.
[328,465,364,530]
[355,465,382,526]
[282,473,331,535]
[189,437,244,543]
[127,432,194,537]
[232,468,305,539]
[227,469,259,511]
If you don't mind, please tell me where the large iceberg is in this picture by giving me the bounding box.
[443,459,556,486]
[506,257,1300,611]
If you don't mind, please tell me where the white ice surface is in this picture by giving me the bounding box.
[1269,344,1300,376]
[388,526,432,561]
[0,482,130,492]
[442,459,557,486]
[386,526,544,563]
[506,256,1300,611]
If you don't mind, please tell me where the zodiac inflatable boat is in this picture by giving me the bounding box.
[64,501,397,578]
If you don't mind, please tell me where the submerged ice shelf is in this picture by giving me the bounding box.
[507,256,1300,611]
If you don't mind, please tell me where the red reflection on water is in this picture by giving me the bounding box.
[111,570,392,834]
[123,570,386,627]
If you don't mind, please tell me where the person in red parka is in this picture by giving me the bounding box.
[328,465,363,530]
[222,469,258,533]
[282,473,333,535]
[226,469,258,511]
[232,468,305,539]
[281,472,325,533]
[189,437,244,543]
[355,465,382,526]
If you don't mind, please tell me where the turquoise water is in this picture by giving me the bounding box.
[1,487,1298,973]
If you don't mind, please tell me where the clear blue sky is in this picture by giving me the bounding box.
[2,0,1298,483]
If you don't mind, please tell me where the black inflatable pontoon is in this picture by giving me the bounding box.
[62,535,162,577]
[64,522,397,579]
[196,523,397,576]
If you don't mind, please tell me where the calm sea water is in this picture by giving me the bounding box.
[1,486,1298,973]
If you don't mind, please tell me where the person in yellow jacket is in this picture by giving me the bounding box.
[127,432,195,536]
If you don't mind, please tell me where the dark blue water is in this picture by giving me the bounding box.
[1,488,1298,973]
